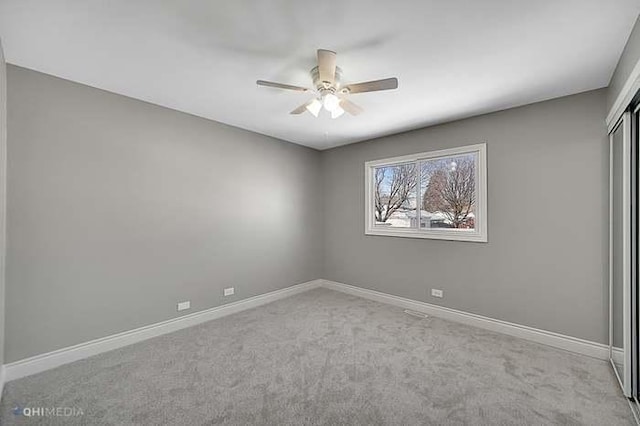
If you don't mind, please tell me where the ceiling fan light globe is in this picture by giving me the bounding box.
[323,93,340,112]
[306,99,322,117]
[331,106,345,119]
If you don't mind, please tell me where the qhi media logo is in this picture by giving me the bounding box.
[13,405,84,417]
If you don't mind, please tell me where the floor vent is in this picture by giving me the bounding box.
[404,309,429,319]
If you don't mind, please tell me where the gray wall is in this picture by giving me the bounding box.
[6,65,322,362]
[321,89,609,344]
[0,40,6,369]
[3,64,612,361]
[608,15,640,111]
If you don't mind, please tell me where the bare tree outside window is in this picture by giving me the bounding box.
[421,154,476,229]
[422,169,447,213]
[374,163,417,226]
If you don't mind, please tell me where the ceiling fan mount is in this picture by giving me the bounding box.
[257,49,398,119]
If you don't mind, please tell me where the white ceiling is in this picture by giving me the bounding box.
[0,1,638,150]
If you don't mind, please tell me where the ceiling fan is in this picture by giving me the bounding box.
[256,49,398,119]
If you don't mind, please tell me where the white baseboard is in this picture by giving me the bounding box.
[612,347,625,365]
[4,279,323,382]
[2,278,615,383]
[320,280,611,360]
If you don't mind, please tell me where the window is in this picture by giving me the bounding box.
[365,143,487,242]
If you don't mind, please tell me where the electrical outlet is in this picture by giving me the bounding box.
[223,287,235,297]
[177,301,191,311]
[431,289,443,298]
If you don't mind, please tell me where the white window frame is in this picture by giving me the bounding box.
[364,143,487,242]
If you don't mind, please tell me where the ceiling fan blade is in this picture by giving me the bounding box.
[317,49,336,84]
[257,80,309,92]
[291,99,322,116]
[290,100,313,114]
[339,98,363,116]
[343,77,398,94]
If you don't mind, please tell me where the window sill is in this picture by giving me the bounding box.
[365,228,487,243]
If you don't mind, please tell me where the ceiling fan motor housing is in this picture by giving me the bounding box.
[311,66,343,94]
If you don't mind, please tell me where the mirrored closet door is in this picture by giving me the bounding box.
[610,110,632,397]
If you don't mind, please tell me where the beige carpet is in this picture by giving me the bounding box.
[0,288,634,425]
